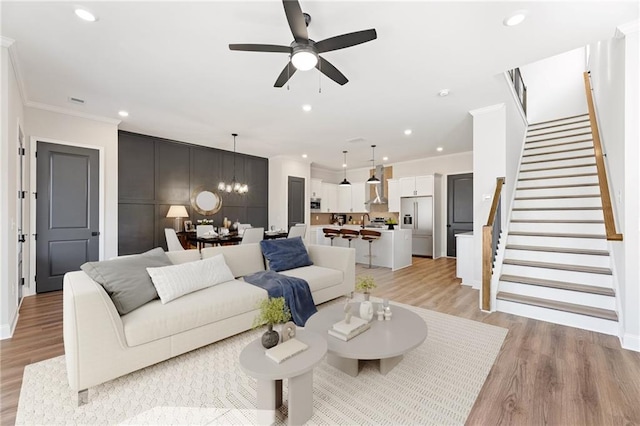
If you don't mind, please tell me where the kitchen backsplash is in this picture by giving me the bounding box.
[310,212,399,226]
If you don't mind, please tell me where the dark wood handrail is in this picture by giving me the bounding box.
[583,72,623,241]
[482,177,505,311]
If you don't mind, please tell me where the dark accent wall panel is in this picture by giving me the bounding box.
[118,131,269,255]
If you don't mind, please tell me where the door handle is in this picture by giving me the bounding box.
[91,231,100,236]
[447,225,451,228]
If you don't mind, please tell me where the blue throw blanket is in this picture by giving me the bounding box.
[244,270,317,326]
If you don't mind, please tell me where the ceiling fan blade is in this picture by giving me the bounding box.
[274,61,297,87]
[314,29,377,53]
[316,56,348,86]
[282,0,308,42]
[229,44,292,53]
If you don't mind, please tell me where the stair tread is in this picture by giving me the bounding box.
[529,113,590,127]
[520,163,596,173]
[500,274,615,296]
[510,219,604,224]
[521,154,594,165]
[505,244,609,255]
[516,183,598,190]
[509,231,606,239]
[526,125,591,137]
[503,258,612,274]
[518,173,598,182]
[523,146,594,158]
[512,207,602,211]
[515,194,600,200]
[527,118,590,132]
[524,138,594,151]
[526,131,592,143]
[497,292,618,321]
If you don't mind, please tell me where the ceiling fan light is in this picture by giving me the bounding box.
[292,50,318,71]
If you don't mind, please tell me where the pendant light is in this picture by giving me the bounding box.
[218,133,248,194]
[339,150,351,186]
[366,144,381,185]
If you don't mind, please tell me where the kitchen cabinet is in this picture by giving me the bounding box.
[337,182,366,213]
[310,178,322,198]
[338,185,351,213]
[321,182,338,212]
[399,175,434,197]
[387,179,400,212]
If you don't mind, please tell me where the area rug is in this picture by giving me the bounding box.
[16,302,507,425]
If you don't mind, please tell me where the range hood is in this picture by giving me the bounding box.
[365,165,388,205]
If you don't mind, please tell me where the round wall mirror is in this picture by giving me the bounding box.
[191,188,222,215]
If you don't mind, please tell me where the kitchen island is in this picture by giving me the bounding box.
[314,225,412,271]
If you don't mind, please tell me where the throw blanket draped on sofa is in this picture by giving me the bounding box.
[244,270,317,326]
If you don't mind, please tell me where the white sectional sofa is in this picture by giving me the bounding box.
[63,243,355,403]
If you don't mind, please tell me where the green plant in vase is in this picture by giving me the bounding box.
[385,217,398,230]
[356,275,377,301]
[253,297,291,349]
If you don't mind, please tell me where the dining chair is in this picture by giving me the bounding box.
[164,228,185,251]
[287,224,306,239]
[196,225,214,238]
[237,223,252,235]
[241,227,264,244]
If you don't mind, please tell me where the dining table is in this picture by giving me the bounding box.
[187,230,288,250]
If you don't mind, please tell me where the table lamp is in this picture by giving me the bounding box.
[166,205,189,232]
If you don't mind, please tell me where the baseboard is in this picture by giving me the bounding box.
[472,279,481,290]
[0,311,19,340]
[622,332,640,352]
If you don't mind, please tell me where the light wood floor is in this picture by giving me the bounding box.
[1,257,639,425]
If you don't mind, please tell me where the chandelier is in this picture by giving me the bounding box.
[218,133,248,194]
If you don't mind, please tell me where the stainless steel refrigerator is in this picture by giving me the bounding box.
[401,196,433,257]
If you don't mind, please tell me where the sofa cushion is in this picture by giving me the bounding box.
[280,265,343,292]
[201,244,265,278]
[260,237,313,272]
[121,280,268,347]
[80,247,172,315]
[165,249,201,265]
[147,254,235,304]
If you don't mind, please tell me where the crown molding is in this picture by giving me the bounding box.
[1,36,15,48]
[1,38,28,105]
[469,103,505,117]
[615,20,639,38]
[26,101,122,125]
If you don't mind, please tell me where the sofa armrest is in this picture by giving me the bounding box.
[306,245,355,293]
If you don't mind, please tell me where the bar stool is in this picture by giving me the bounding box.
[360,229,381,269]
[322,228,340,246]
[340,228,360,248]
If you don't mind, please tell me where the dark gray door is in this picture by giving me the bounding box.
[36,142,99,293]
[447,173,473,257]
[287,176,305,229]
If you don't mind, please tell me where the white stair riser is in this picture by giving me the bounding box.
[515,185,600,198]
[498,281,616,310]
[527,125,592,138]
[522,148,594,163]
[517,175,598,187]
[524,140,594,156]
[521,157,595,171]
[526,134,593,148]
[513,198,601,209]
[510,209,604,221]
[528,118,590,129]
[519,165,597,179]
[509,222,606,234]
[495,299,618,335]
[504,249,610,268]
[507,234,608,250]
[501,264,612,287]
[527,129,592,142]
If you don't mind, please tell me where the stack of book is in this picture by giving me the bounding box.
[265,338,308,364]
[328,316,371,341]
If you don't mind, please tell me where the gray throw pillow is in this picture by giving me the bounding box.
[81,247,173,315]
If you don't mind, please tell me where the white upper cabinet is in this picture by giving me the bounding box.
[338,185,351,212]
[351,182,366,213]
[399,175,434,197]
[310,178,322,198]
[321,182,338,213]
[387,179,400,212]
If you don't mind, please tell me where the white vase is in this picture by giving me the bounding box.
[359,300,374,322]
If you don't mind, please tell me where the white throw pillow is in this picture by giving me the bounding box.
[147,254,235,304]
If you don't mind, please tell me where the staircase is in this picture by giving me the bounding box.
[495,113,619,335]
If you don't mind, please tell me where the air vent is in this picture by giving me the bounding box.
[68,97,85,105]
[347,137,366,144]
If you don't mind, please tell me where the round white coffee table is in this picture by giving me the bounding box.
[239,330,327,426]
[305,302,427,377]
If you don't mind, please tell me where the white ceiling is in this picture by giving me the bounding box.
[2,1,637,170]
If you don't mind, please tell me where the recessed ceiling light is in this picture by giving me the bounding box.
[118,110,129,117]
[342,163,347,168]
[74,8,97,22]
[436,147,443,152]
[404,129,412,136]
[302,154,308,159]
[382,156,389,161]
[438,89,450,97]
[503,10,527,27]
[302,104,312,112]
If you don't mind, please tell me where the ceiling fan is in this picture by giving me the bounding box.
[229,0,377,87]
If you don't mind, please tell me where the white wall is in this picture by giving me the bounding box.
[0,44,25,338]
[268,156,311,232]
[504,81,528,218]
[520,47,589,124]
[24,107,119,296]
[589,23,640,351]
[470,104,506,298]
